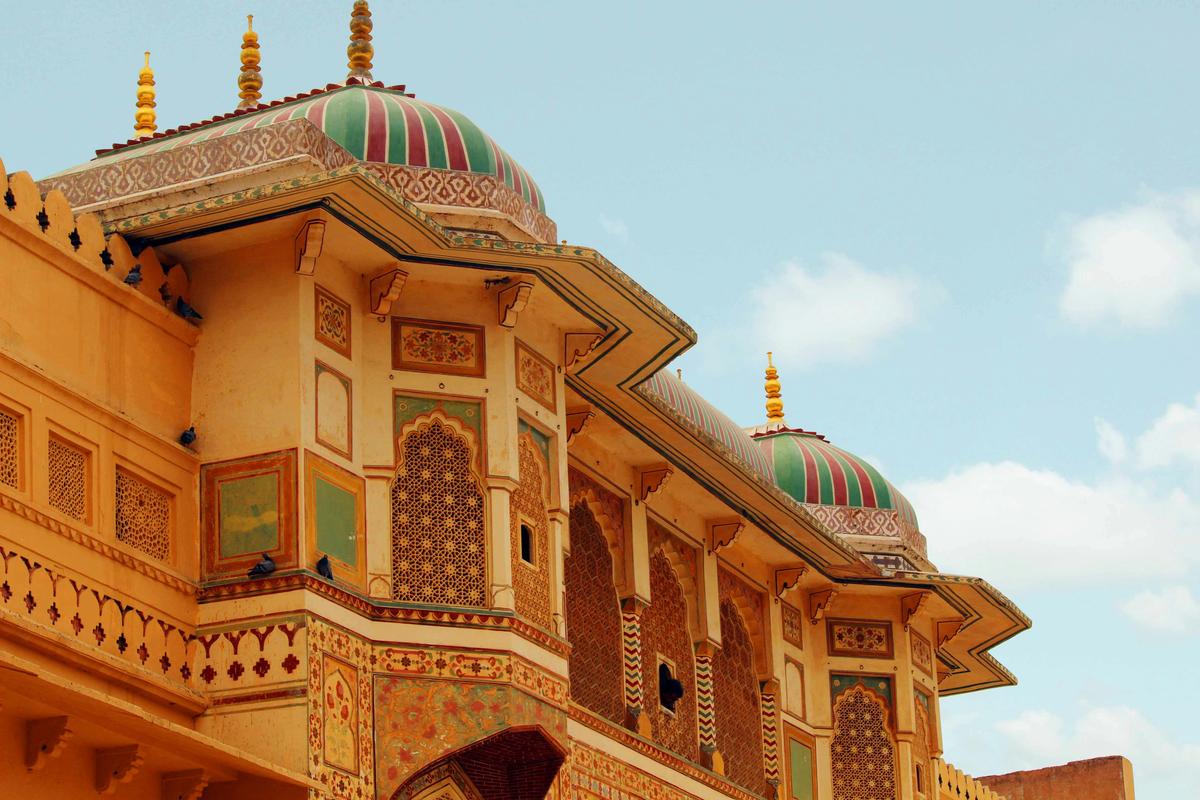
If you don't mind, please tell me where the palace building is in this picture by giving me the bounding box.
[0,5,1129,800]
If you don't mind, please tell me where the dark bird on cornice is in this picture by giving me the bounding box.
[247,553,276,578]
[174,297,203,324]
[178,426,196,447]
[123,265,143,286]
[316,554,334,580]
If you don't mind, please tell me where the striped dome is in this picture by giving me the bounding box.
[639,371,775,480]
[754,430,918,527]
[92,84,545,212]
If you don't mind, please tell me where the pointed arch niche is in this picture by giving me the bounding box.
[830,676,899,800]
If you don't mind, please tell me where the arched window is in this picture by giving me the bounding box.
[509,435,552,629]
[391,417,486,607]
[912,694,933,798]
[713,597,767,795]
[831,683,898,800]
[563,500,624,723]
[641,548,699,759]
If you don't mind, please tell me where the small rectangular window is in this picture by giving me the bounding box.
[519,523,534,564]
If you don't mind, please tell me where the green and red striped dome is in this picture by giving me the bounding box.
[753,429,918,527]
[91,84,545,213]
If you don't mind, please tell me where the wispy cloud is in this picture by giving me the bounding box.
[1134,392,1200,470]
[1120,585,1200,635]
[747,252,942,369]
[598,213,630,243]
[1059,191,1200,328]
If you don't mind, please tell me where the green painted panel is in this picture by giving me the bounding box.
[314,475,357,566]
[788,738,815,800]
[218,473,279,557]
[518,419,551,465]
[831,673,893,706]
[394,395,481,437]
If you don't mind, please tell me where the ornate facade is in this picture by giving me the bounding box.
[0,4,1128,800]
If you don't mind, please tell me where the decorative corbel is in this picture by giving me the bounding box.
[637,462,673,501]
[497,280,534,328]
[96,745,144,794]
[774,566,808,600]
[564,332,602,372]
[935,618,964,648]
[368,265,408,316]
[162,770,209,800]
[25,716,72,771]
[707,517,745,554]
[807,587,838,625]
[937,667,953,685]
[564,406,595,444]
[294,218,326,275]
[901,591,931,630]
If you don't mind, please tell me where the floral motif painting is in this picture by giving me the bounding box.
[315,285,351,358]
[910,629,933,676]
[516,340,556,412]
[782,602,804,648]
[322,653,359,774]
[827,619,894,659]
[392,318,485,377]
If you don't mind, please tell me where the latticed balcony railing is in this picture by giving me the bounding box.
[937,758,1009,800]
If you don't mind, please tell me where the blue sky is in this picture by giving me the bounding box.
[3,2,1198,796]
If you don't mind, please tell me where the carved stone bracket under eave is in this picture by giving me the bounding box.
[935,618,964,648]
[637,462,673,502]
[773,566,809,600]
[162,769,210,800]
[369,265,408,316]
[901,591,931,630]
[564,332,603,373]
[807,587,838,625]
[293,218,326,275]
[25,716,72,771]
[707,517,745,554]
[96,745,144,794]
[565,405,595,444]
[497,280,534,328]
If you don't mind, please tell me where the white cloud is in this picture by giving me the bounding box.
[1095,417,1128,465]
[1135,393,1200,470]
[598,214,629,242]
[1059,191,1200,328]
[749,252,939,368]
[1120,585,1200,634]
[994,706,1200,782]
[904,461,1199,589]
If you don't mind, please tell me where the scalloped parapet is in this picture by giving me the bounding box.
[936,758,1009,800]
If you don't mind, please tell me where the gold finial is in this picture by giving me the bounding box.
[346,1,374,83]
[765,351,785,424]
[134,51,157,139]
[237,14,263,109]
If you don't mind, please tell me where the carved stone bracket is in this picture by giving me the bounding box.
[901,591,930,630]
[25,716,72,771]
[707,517,744,554]
[937,667,953,685]
[96,745,144,794]
[563,332,602,372]
[807,587,838,625]
[564,405,595,444]
[773,566,809,600]
[637,462,673,501]
[369,265,408,316]
[935,618,964,648]
[497,280,534,328]
[162,769,209,800]
[293,218,326,275]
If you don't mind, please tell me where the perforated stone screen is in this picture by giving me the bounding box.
[831,686,898,800]
[641,548,699,760]
[713,598,767,795]
[0,408,19,489]
[48,437,88,521]
[115,468,171,561]
[390,419,487,607]
[510,436,552,628]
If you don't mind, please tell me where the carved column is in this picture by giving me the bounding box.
[487,479,517,611]
[761,678,782,793]
[621,597,651,736]
[695,641,721,773]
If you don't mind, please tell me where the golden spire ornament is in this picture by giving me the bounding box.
[764,352,786,424]
[133,51,157,139]
[346,1,374,83]
[237,14,263,109]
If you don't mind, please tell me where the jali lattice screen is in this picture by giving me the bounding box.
[115,468,171,561]
[831,685,898,800]
[0,408,19,489]
[48,437,88,522]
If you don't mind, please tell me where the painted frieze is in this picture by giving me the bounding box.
[392,318,485,377]
[827,618,894,659]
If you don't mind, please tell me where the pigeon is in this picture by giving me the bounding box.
[247,553,276,578]
[178,426,196,447]
[123,266,143,286]
[316,554,334,580]
[174,297,203,324]
[660,675,685,710]
[158,282,172,304]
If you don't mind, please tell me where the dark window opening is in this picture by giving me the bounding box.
[658,661,684,712]
[915,763,925,793]
[519,523,534,564]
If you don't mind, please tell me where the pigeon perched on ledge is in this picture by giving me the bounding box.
[247,553,276,578]
[174,297,203,324]
[178,426,196,447]
[316,554,334,580]
[123,265,143,286]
